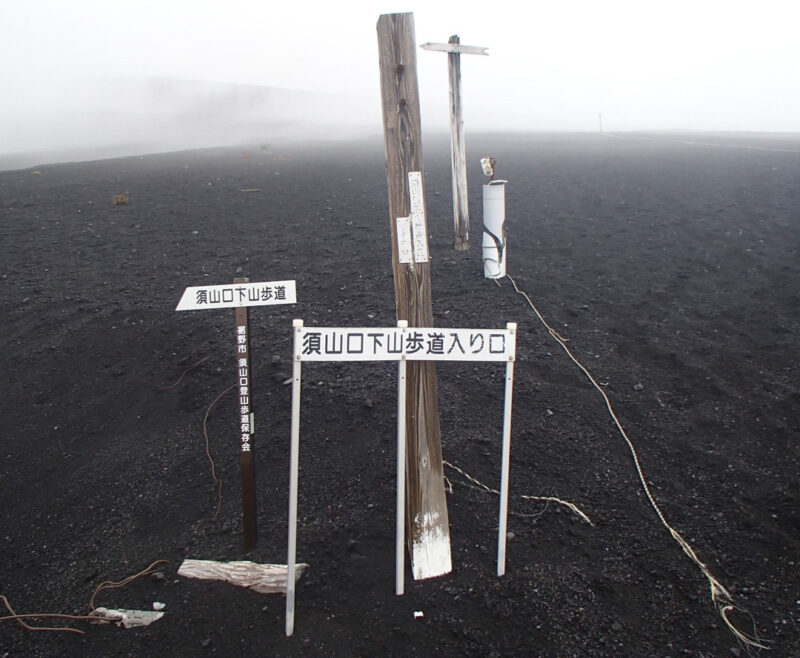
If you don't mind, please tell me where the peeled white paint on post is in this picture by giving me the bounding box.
[408,172,429,263]
[412,511,452,580]
[396,217,413,264]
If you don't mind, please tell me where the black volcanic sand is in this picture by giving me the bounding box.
[1,133,798,656]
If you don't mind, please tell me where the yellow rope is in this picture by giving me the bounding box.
[443,460,593,525]
[505,273,767,650]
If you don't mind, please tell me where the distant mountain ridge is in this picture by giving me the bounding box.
[0,77,380,168]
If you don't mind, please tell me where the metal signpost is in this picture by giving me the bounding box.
[176,278,297,550]
[285,319,517,636]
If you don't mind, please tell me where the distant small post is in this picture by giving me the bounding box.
[421,36,488,251]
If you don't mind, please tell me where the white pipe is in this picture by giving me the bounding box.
[482,182,507,278]
[285,319,303,637]
[396,320,408,595]
[497,322,516,576]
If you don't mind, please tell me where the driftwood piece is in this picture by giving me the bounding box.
[90,607,164,628]
[177,559,308,594]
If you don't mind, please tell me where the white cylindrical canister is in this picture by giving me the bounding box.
[482,182,507,278]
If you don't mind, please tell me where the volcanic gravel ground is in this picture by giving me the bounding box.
[1,133,799,656]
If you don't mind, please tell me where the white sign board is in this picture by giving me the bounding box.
[295,326,515,362]
[420,42,489,56]
[408,171,429,263]
[176,280,297,311]
[285,320,518,637]
[396,217,413,264]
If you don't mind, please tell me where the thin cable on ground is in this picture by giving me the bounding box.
[88,559,169,612]
[193,383,236,535]
[443,460,593,525]
[1,560,169,634]
[1,594,97,634]
[157,355,210,391]
[505,272,767,650]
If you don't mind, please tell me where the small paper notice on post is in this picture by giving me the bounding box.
[408,172,428,263]
[396,217,413,264]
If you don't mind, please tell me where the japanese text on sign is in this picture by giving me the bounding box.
[176,280,297,311]
[408,171,429,263]
[295,327,515,362]
[236,323,252,453]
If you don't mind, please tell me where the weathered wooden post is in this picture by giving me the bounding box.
[377,12,452,580]
[233,277,257,551]
[420,36,488,251]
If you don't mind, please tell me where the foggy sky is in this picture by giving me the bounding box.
[2,0,799,158]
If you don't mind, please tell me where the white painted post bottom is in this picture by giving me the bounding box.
[482,182,507,279]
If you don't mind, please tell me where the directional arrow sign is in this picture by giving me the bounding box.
[420,42,489,55]
[175,280,297,311]
[420,36,489,251]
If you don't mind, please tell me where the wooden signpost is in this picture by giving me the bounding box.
[420,36,489,251]
[176,278,297,550]
[285,319,518,636]
[377,12,452,582]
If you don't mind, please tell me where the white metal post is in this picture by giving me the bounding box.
[497,322,516,576]
[286,319,303,636]
[396,320,408,595]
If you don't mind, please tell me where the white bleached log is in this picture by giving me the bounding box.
[178,559,308,594]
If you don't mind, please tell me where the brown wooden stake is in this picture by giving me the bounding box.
[447,35,470,251]
[377,12,452,580]
[234,277,257,551]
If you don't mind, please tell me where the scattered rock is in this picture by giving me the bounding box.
[633,383,645,391]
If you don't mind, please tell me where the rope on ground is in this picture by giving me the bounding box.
[1,560,169,634]
[193,383,236,535]
[504,272,767,650]
[1,594,96,634]
[88,559,169,612]
[157,355,210,391]
[443,460,593,526]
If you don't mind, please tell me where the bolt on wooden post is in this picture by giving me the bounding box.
[377,11,452,580]
[421,35,488,251]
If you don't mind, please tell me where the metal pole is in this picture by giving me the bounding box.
[497,322,516,576]
[285,319,303,636]
[396,321,408,595]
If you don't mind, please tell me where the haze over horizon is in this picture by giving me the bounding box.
[2,0,799,161]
